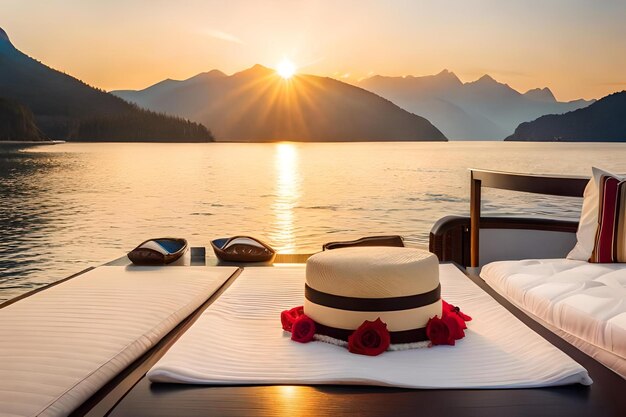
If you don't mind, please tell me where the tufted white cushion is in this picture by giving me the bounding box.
[0,266,237,417]
[482,259,626,376]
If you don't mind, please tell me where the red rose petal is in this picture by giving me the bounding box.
[289,306,304,317]
[280,310,294,332]
[426,316,452,345]
[458,311,472,322]
[442,315,465,341]
[280,306,305,332]
[291,314,316,343]
[442,300,472,323]
[442,308,467,330]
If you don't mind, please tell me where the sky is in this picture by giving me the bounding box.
[2,0,626,101]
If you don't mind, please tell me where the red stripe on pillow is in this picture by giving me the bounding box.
[590,175,626,263]
[615,184,626,261]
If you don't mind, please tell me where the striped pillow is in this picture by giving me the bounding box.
[589,174,626,263]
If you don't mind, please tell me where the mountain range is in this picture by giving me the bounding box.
[113,65,446,142]
[358,70,594,140]
[3,25,620,143]
[505,91,626,142]
[0,27,213,142]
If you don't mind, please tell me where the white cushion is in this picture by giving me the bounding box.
[567,167,626,261]
[482,259,626,363]
[0,266,236,417]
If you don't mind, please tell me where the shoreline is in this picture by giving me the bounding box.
[0,140,65,145]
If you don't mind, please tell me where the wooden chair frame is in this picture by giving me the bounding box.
[469,169,588,267]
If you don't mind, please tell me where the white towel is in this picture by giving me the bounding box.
[148,264,592,388]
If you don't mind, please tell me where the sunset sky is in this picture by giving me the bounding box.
[3,0,625,101]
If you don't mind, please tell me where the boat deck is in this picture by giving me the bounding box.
[3,248,625,417]
[83,249,626,416]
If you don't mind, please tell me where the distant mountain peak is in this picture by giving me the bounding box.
[476,74,497,84]
[466,74,521,95]
[207,69,227,77]
[523,87,556,102]
[361,69,462,87]
[435,69,462,84]
[229,64,277,79]
[0,27,11,44]
[245,64,275,74]
[188,69,227,82]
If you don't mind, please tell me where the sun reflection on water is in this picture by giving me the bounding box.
[270,143,301,252]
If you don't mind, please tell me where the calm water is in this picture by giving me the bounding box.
[1,141,626,302]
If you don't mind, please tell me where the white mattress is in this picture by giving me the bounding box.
[148,264,591,388]
[0,266,237,417]
[481,259,626,377]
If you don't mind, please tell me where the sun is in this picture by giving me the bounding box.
[276,59,296,79]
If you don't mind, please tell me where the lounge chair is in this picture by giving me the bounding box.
[430,169,626,378]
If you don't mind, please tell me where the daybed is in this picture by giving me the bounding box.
[430,169,626,379]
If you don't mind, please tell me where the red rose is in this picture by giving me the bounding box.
[442,315,465,340]
[442,300,472,326]
[291,314,316,343]
[280,306,304,332]
[348,318,390,356]
[426,316,455,346]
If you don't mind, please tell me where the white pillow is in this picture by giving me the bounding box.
[567,167,626,260]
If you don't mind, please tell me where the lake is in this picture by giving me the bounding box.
[1,141,626,302]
